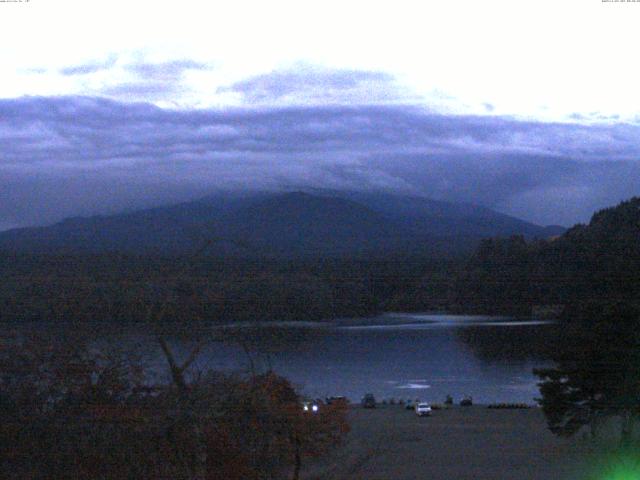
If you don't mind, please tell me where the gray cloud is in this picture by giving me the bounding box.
[125,59,208,80]
[100,81,185,102]
[57,57,211,103]
[99,59,210,102]
[60,56,118,76]
[1,95,639,229]
[218,65,414,105]
[570,111,622,123]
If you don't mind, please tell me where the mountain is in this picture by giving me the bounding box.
[337,191,560,238]
[0,191,563,257]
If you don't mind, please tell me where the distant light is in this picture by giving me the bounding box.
[312,404,318,413]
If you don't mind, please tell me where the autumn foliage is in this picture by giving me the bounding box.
[0,333,349,479]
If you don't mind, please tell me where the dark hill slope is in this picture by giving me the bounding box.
[338,191,560,238]
[454,197,640,313]
[0,191,561,257]
[217,192,407,257]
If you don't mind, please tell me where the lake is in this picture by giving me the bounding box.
[10,313,554,404]
[116,313,555,405]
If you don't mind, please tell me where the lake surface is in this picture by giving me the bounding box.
[136,313,555,404]
[11,313,554,404]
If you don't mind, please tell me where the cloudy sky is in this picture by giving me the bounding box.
[1,0,639,230]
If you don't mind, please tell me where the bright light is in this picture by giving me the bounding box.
[581,448,640,480]
[0,0,638,121]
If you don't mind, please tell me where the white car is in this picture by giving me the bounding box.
[415,402,432,416]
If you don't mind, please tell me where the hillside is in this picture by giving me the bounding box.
[0,191,561,258]
[453,197,640,314]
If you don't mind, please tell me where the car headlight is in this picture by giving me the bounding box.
[312,404,319,413]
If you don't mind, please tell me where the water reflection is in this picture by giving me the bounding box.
[454,322,560,363]
[5,314,554,404]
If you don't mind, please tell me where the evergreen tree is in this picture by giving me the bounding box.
[534,302,640,443]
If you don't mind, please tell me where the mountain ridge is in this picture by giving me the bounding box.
[0,191,564,257]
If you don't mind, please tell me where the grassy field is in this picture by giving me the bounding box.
[302,405,601,480]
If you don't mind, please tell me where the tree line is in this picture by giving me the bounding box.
[0,253,456,324]
[535,302,640,446]
[453,197,640,315]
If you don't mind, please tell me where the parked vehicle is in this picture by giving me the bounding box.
[415,402,432,416]
[302,400,320,414]
[361,393,376,408]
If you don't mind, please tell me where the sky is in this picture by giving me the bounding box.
[1,0,640,230]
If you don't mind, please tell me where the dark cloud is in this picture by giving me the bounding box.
[1,95,639,229]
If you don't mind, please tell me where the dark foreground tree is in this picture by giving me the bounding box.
[196,371,349,480]
[534,302,640,444]
[0,331,349,480]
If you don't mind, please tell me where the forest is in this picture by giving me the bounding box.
[453,197,640,315]
[2,197,639,478]
[1,197,638,325]
[0,253,456,324]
